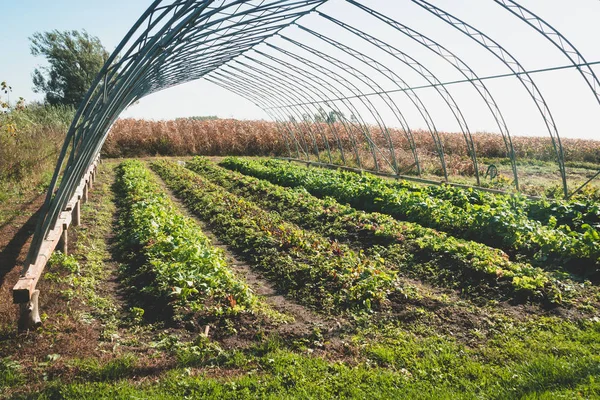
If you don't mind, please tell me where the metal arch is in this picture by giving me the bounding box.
[279,35,407,176]
[215,63,325,161]
[243,50,364,168]
[223,59,335,163]
[278,33,404,174]
[73,5,286,172]
[494,0,600,196]
[306,14,482,183]
[139,10,355,164]
[254,45,382,170]
[28,1,207,266]
[246,49,366,168]
[226,57,348,163]
[69,2,309,173]
[294,22,424,177]
[108,1,325,117]
[345,0,519,190]
[237,54,351,165]
[411,0,569,198]
[209,71,311,159]
[136,3,324,95]
[495,0,600,107]
[23,0,600,277]
[274,36,397,173]
[203,74,303,159]
[211,68,317,160]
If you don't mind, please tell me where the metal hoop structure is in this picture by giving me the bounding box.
[25,0,600,268]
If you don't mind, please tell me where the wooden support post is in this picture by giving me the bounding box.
[58,224,68,255]
[18,290,41,332]
[73,199,81,227]
[82,183,88,203]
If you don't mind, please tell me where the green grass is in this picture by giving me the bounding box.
[0,358,23,391]
[43,162,123,339]
[10,317,600,399]
[66,354,138,382]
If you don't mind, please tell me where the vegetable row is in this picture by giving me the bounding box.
[151,160,397,312]
[420,183,599,236]
[115,160,255,318]
[221,158,599,280]
[186,157,561,303]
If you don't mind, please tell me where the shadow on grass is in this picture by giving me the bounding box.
[0,204,44,287]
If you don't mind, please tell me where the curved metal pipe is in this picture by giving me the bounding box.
[204,75,301,158]
[225,60,334,162]
[345,0,520,190]
[255,46,382,169]
[247,49,367,168]
[412,0,568,197]
[240,54,350,165]
[216,64,324,161]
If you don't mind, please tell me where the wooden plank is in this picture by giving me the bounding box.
[13,227,62,303]
[73,199,81,226]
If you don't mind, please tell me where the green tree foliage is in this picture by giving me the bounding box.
[30,30,109,107]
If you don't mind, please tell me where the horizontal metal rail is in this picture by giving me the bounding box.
[263,60,600,109]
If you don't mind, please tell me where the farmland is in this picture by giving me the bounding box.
[1,153,599,398]
[3,0,600,397]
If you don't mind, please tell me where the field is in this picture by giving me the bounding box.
[1,151,599,398]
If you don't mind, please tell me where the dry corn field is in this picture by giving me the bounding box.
[105,118,600,166]
[103,118,600,197]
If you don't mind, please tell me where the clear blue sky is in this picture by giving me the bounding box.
[1,0,600,139]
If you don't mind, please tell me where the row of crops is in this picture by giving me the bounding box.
[151,160,397,312]
[185,158,558,302]
[114,157,599,318]
[115,160,256,319]
[221,158,600,280]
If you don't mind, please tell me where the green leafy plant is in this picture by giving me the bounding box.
[151,160,397,312]
[221,158,599,281]
[115,160,256,320]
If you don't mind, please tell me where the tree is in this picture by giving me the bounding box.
[30,30,109,107]
[327,110,344,124]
